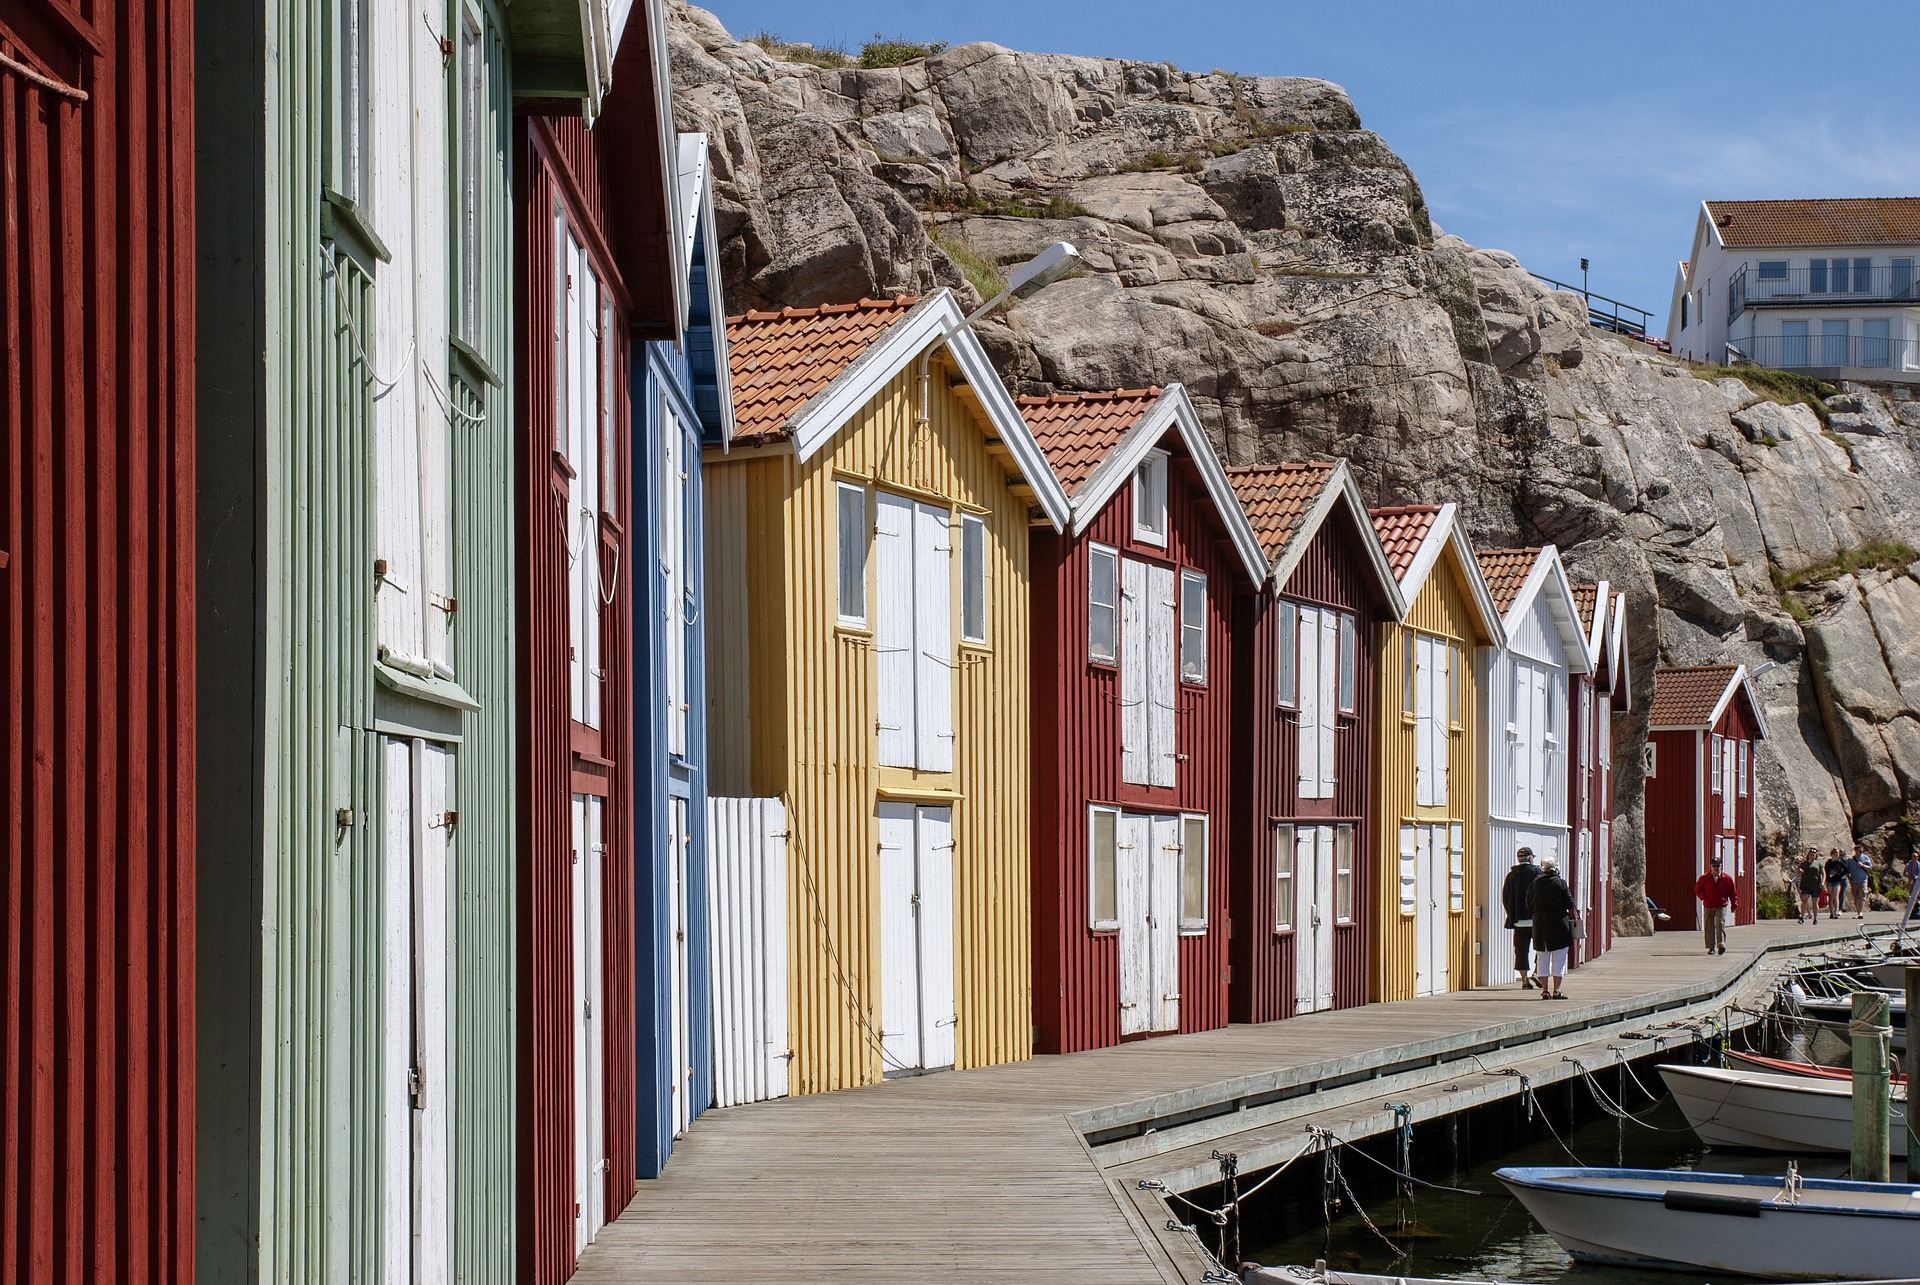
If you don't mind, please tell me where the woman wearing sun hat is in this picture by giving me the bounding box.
[1526,855,1576,1000]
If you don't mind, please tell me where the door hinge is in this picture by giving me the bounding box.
[407,1065,423,1108]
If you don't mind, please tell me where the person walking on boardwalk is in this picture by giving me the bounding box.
[1502,847,1541,989]
[1527,855,1576,1001]
[1906,852,1920,921]
[1846,844,1872,919]
[1823,848,1848,922]
[1696,854,1736,955]
[1797,850,1823,924]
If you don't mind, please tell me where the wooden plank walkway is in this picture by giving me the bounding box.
[575,915,1903,1284]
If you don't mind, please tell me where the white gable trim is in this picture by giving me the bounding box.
[784,290,1070,528]
[1579,578,1610,670]
[1502,546,1592,675]
[675,132,736,448]
[1068,385,1266,584]
[1396,504,1506,648]
[1606,591,1631,711]
[1270,461,1407,621]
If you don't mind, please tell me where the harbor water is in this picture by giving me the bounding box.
[1228,1046,1852,1283]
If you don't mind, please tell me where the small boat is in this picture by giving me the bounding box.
[1496,1165,1920,1279]
[1800,991,1906,1020]
[1659,1063,1908,1156]
[1726,1047,1907,1085]
[1241,1259,1920,1285]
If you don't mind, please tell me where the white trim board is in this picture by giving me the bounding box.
[1498,545,1592,676]
[1394,503,1507,649]
[1267,461,1407,621]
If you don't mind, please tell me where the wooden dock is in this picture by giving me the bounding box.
[576,916,1902,1284]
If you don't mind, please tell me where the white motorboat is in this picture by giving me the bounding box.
[1242,1260,1920,1285]
[1496,1166,1920,1279]
[1659,1063,1908,1156]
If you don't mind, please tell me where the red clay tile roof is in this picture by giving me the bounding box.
[1369,505,1441,581]
[1571,582,1600,635]
[1019,388,1162,493]
[1648,664,1741,727]
[1226,463,1338,565]
[1475,547,1542,615]
[1705,198,1920,248]
[724,296,922,445]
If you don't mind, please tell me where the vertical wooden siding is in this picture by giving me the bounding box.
[1030,453,1236,1055]
[515,114,639,1285]
[1229,511,1381,1025]
[1715,702,1759,928]
[714,357,1033,1094]
[1645,730,1701,931]
[1369,551,1483,1003]
[2,3,195,1279]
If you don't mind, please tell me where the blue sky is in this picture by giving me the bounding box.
[698,0,1919,336]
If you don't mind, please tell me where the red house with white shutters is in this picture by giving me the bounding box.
[1026,386,1267,1054]
[1644,664,1764,932]
[1226,463,1405,1022]
[1568,583,1630,963]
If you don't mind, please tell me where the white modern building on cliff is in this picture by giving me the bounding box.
[1667,197,1920,380]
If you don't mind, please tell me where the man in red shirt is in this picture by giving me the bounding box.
[1695,854,1736,956]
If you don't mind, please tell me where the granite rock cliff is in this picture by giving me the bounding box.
[669,3,1920,923]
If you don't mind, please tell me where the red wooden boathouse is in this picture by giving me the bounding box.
[1643,664,1764,933]
[1025,386,1267,1054]
[1225,463,1405,1023]
[3,3,196,1278]
[1567,582,1630,963]
[514,22,682,1280]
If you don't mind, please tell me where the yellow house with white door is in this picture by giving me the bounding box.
[702,294,1069,1095]
[1367,504,1507,1001]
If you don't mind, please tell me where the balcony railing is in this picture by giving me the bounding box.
[1528,273,1655,337]
[1728,263,1920,321]
[1729,333,1920,372]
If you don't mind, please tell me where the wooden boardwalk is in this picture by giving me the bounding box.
[576,915,1904,1284]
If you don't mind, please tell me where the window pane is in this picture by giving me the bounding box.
[1181,817,1207,928]
[1448,643,1461,723]
[1090,810,1117,927]
[1337,611,1356,712]
[1335,824,1354,923]
[1398,827,1416,914]
[1864,318,1892,367]
[961,515,985,641]
[1893,258,1914,297]
[1758,260,1788,281]
[460,17,482,342]
[837,484,867,622]
[1088,546,1118,662]
[1134,454,1167,540]
[1273,825,1294,930]
[1179,571,1206,683]
[1855,258,1872,293]
[1810,258,1828,293]
[1402,639,1415,716]
[1277,601,1297,706]
[1710,734,1721,792]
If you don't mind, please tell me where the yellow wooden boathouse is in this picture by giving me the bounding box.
[702,294,1069,1095]
[1367,505,1507,1001]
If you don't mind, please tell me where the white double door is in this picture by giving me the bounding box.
[1407,823,1450,998]
[1293,825,1336,1014]
[1115,814,1182,1037]
[875,494,953,773]
[876,804,956,1074]
[1119,559,1178,788]
[571,795,607,1255]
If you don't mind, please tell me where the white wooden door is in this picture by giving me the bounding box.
[1294,826,1336,1013]
[1412,824,1434,997]
[876,803,920,1070]
[913,505,954,773]
[1146,566,1178,788]
[916,808,956,1070]
[669,797,691,1137]
[1530,666,1551,817]
[874,494,916,768]
[1120,560,1148,784]
[1417,825,1449,996]
[1149,815,1181,1031]
[1297,607,1322,797]
[705,797,790,1108]
[1116,814,1151,1036]
[1316,610,1338,799]
[571,795,606,1253]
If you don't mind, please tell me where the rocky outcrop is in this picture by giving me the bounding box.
[667,4,1920,915]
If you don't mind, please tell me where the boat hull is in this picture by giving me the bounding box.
[1659,1063,1908,1157]
[1497,1167,1920,1279]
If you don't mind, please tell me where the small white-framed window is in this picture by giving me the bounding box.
[1447,823,1465,912]
[1273,824,1295,931]
[1709,733,1722,794]
[1644,741,1657,778]
[1397,825,1417,915]
[1088,806,1120,931]
[1757,260,1788,281]
[335,0,370,206]
[1179,814,1208,932]
[457,6,483,344]
[1737,739,1749,797]
[1276,599,1298,708]
[1132,449,1169,546]
[836,482,868,625]
[1336,611,1356,714]
[1737,835,1746,876]
[1334,824,1354,924]
[1401,639,1415,717]
[1448,642,1461,725]
[960,513,986,643]
[1179,569,1207,684]
[1087,543,1119,663]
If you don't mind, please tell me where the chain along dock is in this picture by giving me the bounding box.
[575,915,1906,1284]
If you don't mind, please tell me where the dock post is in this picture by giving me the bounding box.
[1907,965,1919,1183]
[1851,990,1891,1183]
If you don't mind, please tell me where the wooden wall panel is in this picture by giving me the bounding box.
[1644,730,1701,930]
[2,4,196,1279]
